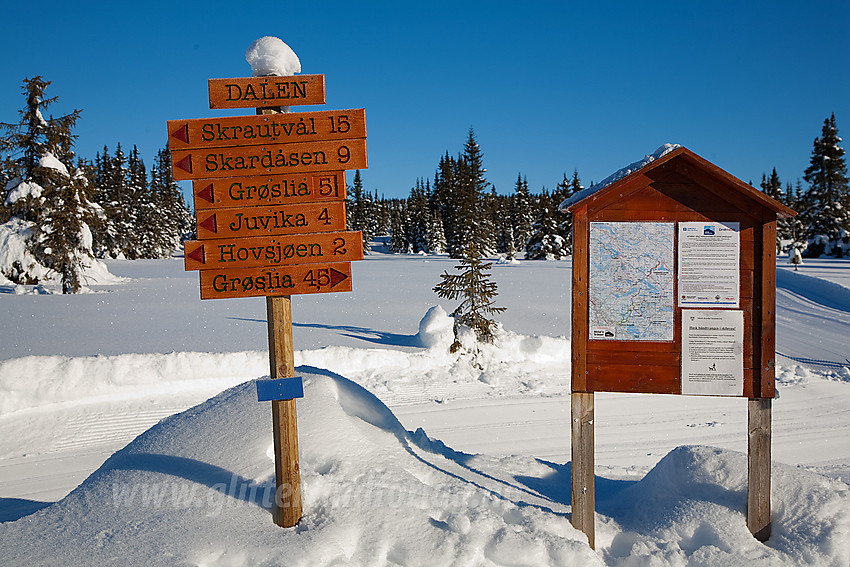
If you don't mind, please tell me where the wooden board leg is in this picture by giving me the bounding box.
[571,391,595,549]
[267,295,302,527]
[748,397,771,541]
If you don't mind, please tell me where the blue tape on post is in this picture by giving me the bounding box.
[256,376,304,402]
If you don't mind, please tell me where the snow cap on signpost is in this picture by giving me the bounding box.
[246,36,301,77]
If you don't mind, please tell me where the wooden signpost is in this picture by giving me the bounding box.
[565,147,795,548]
[169,70,367,528]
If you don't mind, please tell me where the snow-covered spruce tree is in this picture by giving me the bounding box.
[493,192,516,258]
[455,128,495,257]
[798,113,850,256]
[525,207,569,260]
[405,179,431,253]
[760,168,788,250]
[510,173,534,254]
[0,76,103,292]
[346,169,373,252]
[155,144,195,242]
[433,238,505,352]
[91,144,134,258]
[433,152,460,256]
[782,179,807,256]
[388,201,409,253]
[425,209,446,255]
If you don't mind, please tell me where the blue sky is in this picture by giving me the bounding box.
[2,1,848,202]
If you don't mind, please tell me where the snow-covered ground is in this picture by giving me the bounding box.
[1,253,848,566]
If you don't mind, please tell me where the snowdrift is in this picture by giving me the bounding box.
[1,369,847,567]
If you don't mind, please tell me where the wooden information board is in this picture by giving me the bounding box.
[565,146,796,548]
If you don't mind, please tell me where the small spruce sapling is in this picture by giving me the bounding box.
[433,239,505,353]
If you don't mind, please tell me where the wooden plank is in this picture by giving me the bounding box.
[184,231,363,271]
[587,367,758,396]
[195,202,346,240]
[572,211,589,392]
[759,218,778,398]
[587,364,680,395]
[209,75,325,109]
[198,262,352,300]
[571,392,595,549]
[747,398,772,541]
[266,295,302,527]
[167,108,366,151]
[171,138,368,181]
[193,171,346,211]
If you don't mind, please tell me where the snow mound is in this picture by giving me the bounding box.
[2,371,847,566]
[415,305,454,348]
[598,445,850,566]
[560,143,681,211]
[0,370,601,566]
[245,36,301,77]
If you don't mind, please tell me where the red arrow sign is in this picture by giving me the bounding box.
[198,213,218,235]
[186,244,206,265]
[195,182,215,206]
[174,154,193,175]
[329,267,348,288]
[171,123,189,145]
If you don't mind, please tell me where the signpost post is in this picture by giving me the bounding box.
[168,68,367,528]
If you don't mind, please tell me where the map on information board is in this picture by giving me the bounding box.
[589,222,675,341]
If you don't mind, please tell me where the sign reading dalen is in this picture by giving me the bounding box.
[208,74,325,109]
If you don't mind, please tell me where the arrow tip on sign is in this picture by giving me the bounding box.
[199,214,217,234]
[196,183,214,204]
[187,244,205,264]
[174,154,193,174]
[330,267,348,288]
[171,123,189,144]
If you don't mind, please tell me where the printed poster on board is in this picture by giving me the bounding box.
[678,221,740,307]
[681,309,744,396]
